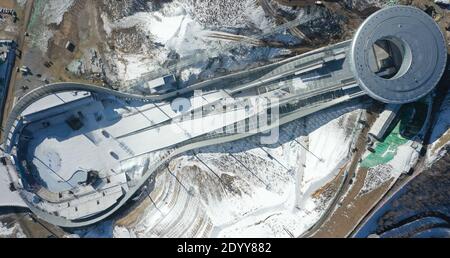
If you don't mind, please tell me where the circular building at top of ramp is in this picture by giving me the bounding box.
[350,5,447,104]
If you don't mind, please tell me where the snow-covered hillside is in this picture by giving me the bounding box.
[427,91,450,164]
[100,0,282,87]
[111,102,365,238]
[0,222,26,238]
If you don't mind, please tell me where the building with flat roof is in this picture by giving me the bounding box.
[368,104,401,142]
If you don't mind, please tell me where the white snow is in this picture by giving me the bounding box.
[427,92,450,164]
[0,222,26,238]
[42,0,75,26]
[28,0,75,53]
[0,222,15,236]
[117,107,363,238]
[102,1,210,57]
[113,226,136,238]
[102,4,207,82]
[212,185,321,238]
[241,1,274,32]
[114,53,167,81]
[387,143,419,175]
[105,12,188,46]
[101,0,281,85]
[303,119,350,190]
[33,29,54,55]
[0,149,27,208]
[0,164,27,207]
[182,0,275,29]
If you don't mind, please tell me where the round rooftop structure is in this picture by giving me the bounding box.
[350,5,447,104]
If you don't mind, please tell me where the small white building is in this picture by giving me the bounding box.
[144,75,176,94]
[369,104,401,141]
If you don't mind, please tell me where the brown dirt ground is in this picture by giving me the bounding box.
[312,168,395,237]
[45,0,106,84]
[0,0,15,9]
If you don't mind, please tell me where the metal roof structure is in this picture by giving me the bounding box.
[350,6,447,104]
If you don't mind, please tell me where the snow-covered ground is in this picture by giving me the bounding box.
[100,0,283,87]
[435,0,450,6]
[427,91,450,165]
[42,0,75,26]
[100,1,213,82]
[0,221,26,238]
[343,0,388,11]
[302,116,354,191]
[29,0,75,53]
[387,143,420,175]
[109,103,364,238]
[0,164,27,208]
[359,164,392,195]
